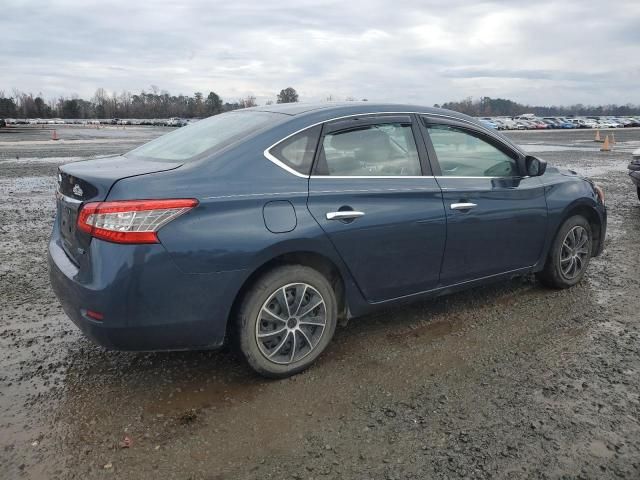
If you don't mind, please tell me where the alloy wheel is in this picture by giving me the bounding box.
[559,225,590,280]
[255,283,327,365]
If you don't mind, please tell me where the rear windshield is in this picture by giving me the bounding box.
[128,111,284,162]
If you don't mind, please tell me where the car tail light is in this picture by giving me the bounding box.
[85,310,104,321]
[77,199,198,244]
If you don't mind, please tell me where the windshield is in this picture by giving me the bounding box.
[128,110,284,162]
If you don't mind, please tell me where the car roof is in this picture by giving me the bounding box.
[246,101,476,123]
[239,101,524,157]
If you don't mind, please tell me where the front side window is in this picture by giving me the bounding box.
[268,125,321,175]
[315,123,422,176]
[426,125,518,177]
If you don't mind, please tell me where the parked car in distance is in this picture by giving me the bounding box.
[49,103,607,378]
[568,118,589,128]
[542,119,560,128]
[597,119,621,128]
[165,117,187,127]
[520,119,546,129]
[555,118,576,129]
[479,118,498,129]
[498,118,517,130]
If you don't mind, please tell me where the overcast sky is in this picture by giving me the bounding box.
[2,0,639,106]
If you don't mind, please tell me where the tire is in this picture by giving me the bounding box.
[537,215,593,289]
[237,265,338,378]
[637,186,640,201]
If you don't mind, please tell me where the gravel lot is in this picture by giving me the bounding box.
[1,125,639,479]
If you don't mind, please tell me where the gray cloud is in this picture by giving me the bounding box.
[2,0,639,105]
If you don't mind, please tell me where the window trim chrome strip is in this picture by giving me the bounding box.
[263,111,523,179]
[309,175,523,180]
[310,175,433,179]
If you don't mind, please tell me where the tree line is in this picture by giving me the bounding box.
[436,96,640,117]
[0,87,300,119]
[3,88,639,119]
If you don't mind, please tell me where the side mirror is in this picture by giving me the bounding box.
[525,155,547,177]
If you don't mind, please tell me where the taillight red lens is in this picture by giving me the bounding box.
[85,310,104,321]
[77,199,198,244]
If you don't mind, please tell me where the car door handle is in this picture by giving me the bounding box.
[450,202,478,210]
[326,211,365,220]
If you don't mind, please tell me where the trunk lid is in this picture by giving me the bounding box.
[56,155,182,264]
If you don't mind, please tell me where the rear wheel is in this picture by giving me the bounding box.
[237,265,337,378]
[537,215,592,289]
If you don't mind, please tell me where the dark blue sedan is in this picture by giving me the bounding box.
[49,103,607,377]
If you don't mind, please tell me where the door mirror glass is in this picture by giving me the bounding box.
[525,155,547,176]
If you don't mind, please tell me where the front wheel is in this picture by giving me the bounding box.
[237,265,337,378]
[537,215,593,289]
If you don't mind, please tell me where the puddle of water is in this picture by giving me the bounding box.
[144,374,262,416]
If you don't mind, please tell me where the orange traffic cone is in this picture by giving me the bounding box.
[51,129,59,141]
[594,130,602,142]
[600,135,611,152]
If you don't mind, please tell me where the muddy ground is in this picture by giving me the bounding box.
[1,125,639,479]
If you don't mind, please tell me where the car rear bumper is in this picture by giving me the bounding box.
[48,230,246,351]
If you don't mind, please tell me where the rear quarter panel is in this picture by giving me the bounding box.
[105,128,371,319]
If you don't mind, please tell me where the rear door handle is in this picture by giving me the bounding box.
[450,202,477,210]
[326,211,365,220]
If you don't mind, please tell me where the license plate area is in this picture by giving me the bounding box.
[56,192,83,261]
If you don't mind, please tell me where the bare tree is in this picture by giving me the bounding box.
[119,90,132,117]
[239,95,257,108]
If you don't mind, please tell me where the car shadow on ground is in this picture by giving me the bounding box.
[58,274,543,409]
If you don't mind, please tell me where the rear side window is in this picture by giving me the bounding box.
[268,125,321,175]
[315,123,422,176]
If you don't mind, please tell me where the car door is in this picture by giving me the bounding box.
[306,114,447,303]
[420,116,548,286]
